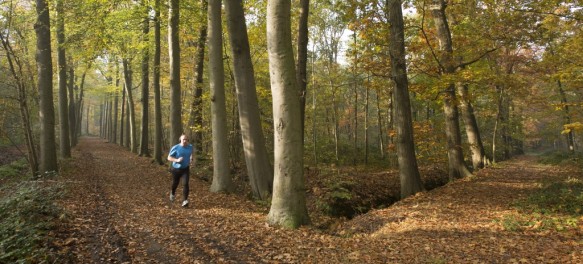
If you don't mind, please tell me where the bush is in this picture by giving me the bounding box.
[0,159,29,180]
[0,181,64,263]
[316,179,357,217]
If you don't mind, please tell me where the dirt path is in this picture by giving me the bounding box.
[58,137,582,263]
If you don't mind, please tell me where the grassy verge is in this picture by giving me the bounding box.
[537,150,583,168]
[0,159,65,263]
[499,152,583,232]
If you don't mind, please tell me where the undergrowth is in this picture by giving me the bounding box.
[0,160,65,263]
[500,176,583,232]
[537,151,582,168]
[0,159,29,180]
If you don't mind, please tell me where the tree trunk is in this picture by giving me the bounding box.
[122,59,137,153]
[99,102,104,138]
[120,84,126,147]
[153,0,164,164]
[296,0,309,135]
[267,0,310,228]
[388,0,424,198]
[376,90,385,159]
[107,95,113,141]
[112,69,119,144]
[225,0,273,200]
[332,86,339,163]
[430,0,471,180]
[501,97,510,160]
[35,0,58,173]
[76,66,89,139]
[56,0,71,158]
[492,85,504,163]
[353,32,359,165]
[68,66,77,147]
[365,79,369,164]
[557,80,575,152]
[457,82,488,169]
[311,53,318,164]
[208,0,233,193]
[187,0,208,154]
[139,4,151,157]
[387,89,394,166]
[168,0,183,147]
[124,91,131,148]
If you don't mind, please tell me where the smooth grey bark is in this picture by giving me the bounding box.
[266,0,310,228]
[387,89,394,166]
[75,66,89,139]
[99,102,104,137]
[107,94,113,141]
[388,0,424,198]
[352,33,359,165]
[68,66,77,147]
[113,90,119,143]
[120,82,127,147]
[376,91,385,159]
[35,0,58,173]
[208,0,233,193]
[112,67,119,144]
[310,53,318,163]
[558,80,575,152]
[457,82,488,169]
[430,0,471,180]
[153,0,163,164]
[225,0,273,200]
[168,0,183,147]
[492,84,512,162]
[365,79,369,164]
[139,4,150,157]
[122,59,137,153]
[296,0,309,135]
[56,0,70,158]
[187,0,208,154]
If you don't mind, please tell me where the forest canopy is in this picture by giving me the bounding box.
[0,0,581,204]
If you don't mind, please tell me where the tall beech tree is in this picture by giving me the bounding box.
[457,82,489,169]
[122,59,137,153]
[35,0,58,173]
[56,0,71,158]
[296,0,309,135]
[267,0,310,228]
[388,0,424,198]
[225,0,273,200]
[168,0,183,146]
[208,0,233,193]
[429,0,472,180]
[187,0,208,154]
[68,66,77,147]
[139,1,150,157]
[153,0,164,164]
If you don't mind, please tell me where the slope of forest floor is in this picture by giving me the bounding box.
[51,137,582,263]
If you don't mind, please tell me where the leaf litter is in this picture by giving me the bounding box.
[53,138,582,263]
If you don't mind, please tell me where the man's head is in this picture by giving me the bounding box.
[179,134,189,146]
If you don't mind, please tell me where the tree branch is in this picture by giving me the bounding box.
[455,48,499,70]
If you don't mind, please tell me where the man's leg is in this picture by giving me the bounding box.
[171,171,181,197]
[182,169,190,201]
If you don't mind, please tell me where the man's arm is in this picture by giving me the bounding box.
[167,147,183,162]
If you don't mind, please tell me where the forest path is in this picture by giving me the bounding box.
[57,137,582,263]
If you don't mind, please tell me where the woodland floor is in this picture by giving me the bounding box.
[52,137,582,263]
